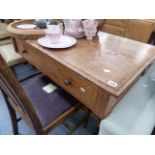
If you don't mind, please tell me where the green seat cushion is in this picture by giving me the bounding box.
[0,44,25,66]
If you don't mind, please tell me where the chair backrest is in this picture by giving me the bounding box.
[124,19,154,43]
[100,19,153,43]
[0,54,43,134]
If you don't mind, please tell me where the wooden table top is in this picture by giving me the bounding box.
[26,32,155,96]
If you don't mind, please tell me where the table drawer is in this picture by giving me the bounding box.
[105,19,128,28]
[55,64,98,108]
[21,41,97,110]
[101,24,125,36]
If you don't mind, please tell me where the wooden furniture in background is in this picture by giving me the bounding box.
[0,22,12,46]
[101,19,128,36]
[100,19,154,43]
[0,19,17,24]
[10,32,155,119]
[0,23,10,40]
[7,19,63,40]
[0,54,86,135]
[124,19,154,43]
[0,21,42,82]
[7,19,44,39]
[144,19,155,32]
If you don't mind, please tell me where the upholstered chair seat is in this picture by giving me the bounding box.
[0,22,25,66]
[0,44,25,66]
[23,75,78,127]
[0,38,12,46]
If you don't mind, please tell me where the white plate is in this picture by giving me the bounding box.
[37,35,77,49]
[16,24,37,29]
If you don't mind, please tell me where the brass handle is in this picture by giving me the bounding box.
[64,79,71,86]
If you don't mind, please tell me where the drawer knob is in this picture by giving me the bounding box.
[64,79,71,86]
[21,49,27,53]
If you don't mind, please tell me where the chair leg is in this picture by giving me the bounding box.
[83,109,90,128]
[1,90,19,135]
[8,103,19,135]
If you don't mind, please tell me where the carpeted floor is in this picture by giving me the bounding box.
[0,62,98,135]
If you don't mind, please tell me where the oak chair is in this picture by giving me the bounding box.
[100,19,154,43]
[0,54,87,134]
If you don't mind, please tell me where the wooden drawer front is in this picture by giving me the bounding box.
[54,64,98,109]
[105,19,128,28]
[101,24,125,36]
[21,41,97,110]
